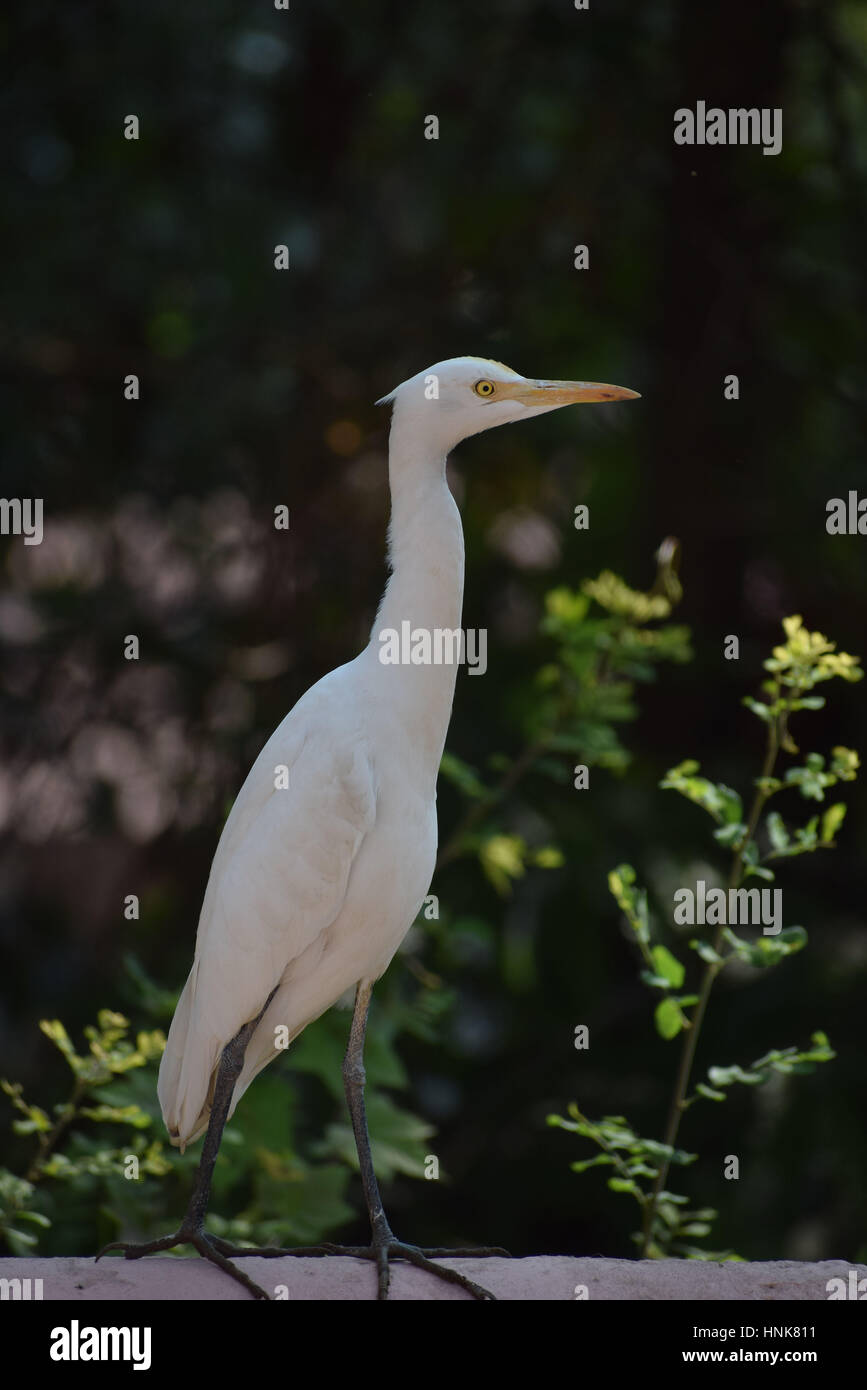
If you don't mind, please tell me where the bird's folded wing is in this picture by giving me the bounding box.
[158,710,377,1146]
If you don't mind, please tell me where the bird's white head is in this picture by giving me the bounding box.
[377,356,640,454]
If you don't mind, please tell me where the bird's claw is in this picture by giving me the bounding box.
[95,1229,272,1301]
[205,1235,337,1259]
[96,1232,186,1261]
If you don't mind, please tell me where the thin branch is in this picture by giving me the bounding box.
[640,693,784,1254]
[25,1079,87,1185]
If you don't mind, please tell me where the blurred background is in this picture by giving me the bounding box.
[1,0,865,1265]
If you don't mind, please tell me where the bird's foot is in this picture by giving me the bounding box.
[96,1227,275,1301]
[316,1229,510,1300]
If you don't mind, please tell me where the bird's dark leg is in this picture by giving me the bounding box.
[332,978,508,1300]
[96,986,324,1301]
[343,979,390,1249]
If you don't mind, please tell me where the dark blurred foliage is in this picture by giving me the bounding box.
[1,0,866,1264]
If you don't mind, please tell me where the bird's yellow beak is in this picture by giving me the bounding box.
[508,379,641,406]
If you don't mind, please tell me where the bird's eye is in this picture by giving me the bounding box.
[473,380,496,397]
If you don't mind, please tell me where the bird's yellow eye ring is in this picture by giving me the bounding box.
[474,380,496,397]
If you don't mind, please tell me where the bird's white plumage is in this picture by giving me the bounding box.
[159,648,453,1145]
[158,356,637,1148]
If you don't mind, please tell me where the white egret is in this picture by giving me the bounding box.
[98,356,639,1300]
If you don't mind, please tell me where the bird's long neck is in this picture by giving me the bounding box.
[362,410,465,774]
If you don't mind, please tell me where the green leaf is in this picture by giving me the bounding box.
[439,751,487,800]
[78,1103,152,1128]
[707,1064,764,1088]
[14,1209,50,1228]
[569,1155,615,1173]
[532,845,565,870]
[830,747,859,781]
[690,939,724,965]
[743,862,775,881]
[544,586,590,626]
[742,696,771,722]
[821,802,847,843]
[715,786,743,824]
[608,864,650,944]
[714,822,746,847]
[660,762,728,823]
[479,834,526,895]
[654,998,685,1040]
[778,925,808,951]
[3,1227,41,1253]
[607,1177,640,1195]
[723,925,807,969]
[609,863,636,890]
[651,946,685,989]
[766,811,790,852]
[695,1083,727,1102]
[657,1201,682,1229]
[755,776,782,794]
[640,972,672,991]
[39,1020,81,1073]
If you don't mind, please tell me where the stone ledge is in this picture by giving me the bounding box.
[1,1255,863,1300]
